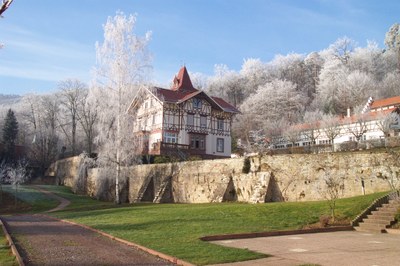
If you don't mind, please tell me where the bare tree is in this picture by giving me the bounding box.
[21,94,60,173]
[345,113,369,141]
[283,124,301,148]
[321,114,342,150]
[375,149,400,193]
[92,12,152,204]
[302,110,323,145]
[321,169,344,222]
[0,0,13,17]
[58,79,87,156]
[376,110,400,137]
[77,89,98,155]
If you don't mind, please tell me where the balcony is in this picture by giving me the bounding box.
[150,141,189,155]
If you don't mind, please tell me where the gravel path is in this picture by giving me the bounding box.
[1,187,175,266]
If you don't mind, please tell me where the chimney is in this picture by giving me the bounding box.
[347,108,351,118]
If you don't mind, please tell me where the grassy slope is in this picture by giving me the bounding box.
[35,185,387,265]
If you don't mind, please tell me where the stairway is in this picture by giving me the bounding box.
[355,199,400,233]
[133,176,153,203]
[153,176,172,203]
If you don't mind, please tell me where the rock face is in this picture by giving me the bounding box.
[51,151,399,203]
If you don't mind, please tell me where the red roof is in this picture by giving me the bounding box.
[148,67,239,114]
[171,66,196,92]
[370,96,400,110]
[212,96,240,113]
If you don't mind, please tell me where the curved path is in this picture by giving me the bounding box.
[1,186,175,266]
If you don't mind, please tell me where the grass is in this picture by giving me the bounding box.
[1,185,59,214]
[0,226,18,266]
[4,185,388,265]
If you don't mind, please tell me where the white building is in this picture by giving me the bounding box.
[128,66,240,159]
[271,96,400,150]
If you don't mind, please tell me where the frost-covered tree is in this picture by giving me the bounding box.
[325,37,357,65]
[337,70,376,112]
[385,23,400,71]
[240,58,269,97]
[92,12,152,204]
[240,79,307,125]
[58,79,87,156]
[7,159,29,207]
[380,71,400,98]
[315,59,348,114]
[304,52,324,98]
[207,64,244,107]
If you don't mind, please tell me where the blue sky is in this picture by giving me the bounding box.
[0,0,399,95]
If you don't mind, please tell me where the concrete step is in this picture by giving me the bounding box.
[371,210,397,217]
[377,206,400,212]
[362,219,392,227]
[354,225,386,233]
[367,215,395,223]
[357,222,387,232]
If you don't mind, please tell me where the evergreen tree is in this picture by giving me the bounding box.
[2,109,19,161]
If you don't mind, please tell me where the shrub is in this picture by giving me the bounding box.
[319,215,330,227]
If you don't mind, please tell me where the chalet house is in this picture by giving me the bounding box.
[128,66,240,159]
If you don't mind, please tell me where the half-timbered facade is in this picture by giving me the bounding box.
[128,66,240,159]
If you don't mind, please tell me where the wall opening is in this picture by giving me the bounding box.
[264,174,284,202]
[222,177,238,202]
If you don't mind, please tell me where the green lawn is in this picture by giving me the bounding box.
[0,225,18,266]
[5,185,387,265]
[2,185,59,213]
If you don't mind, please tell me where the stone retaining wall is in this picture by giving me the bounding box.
[50,151,398,203]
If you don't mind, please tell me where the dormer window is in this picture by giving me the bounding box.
[193,98,202,109]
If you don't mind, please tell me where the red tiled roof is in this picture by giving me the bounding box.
[154,87,198,103]
[171,66,196,92]
[212,96,240,113]
[370,96,400,110]
[148,67,239,114]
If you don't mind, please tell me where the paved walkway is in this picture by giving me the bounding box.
[1,186,174,266]
[211,231,400,266]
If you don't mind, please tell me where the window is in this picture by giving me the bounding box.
[152,114,156,125]
[191,135,205,150]
[200,115,207,129]
[164,132,178,143]
[193,98,202,109]
[187,113,194,126]
[217,118,224,131]
[217,138,224,152]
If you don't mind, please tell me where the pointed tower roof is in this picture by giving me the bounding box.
[171,66,196,92]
